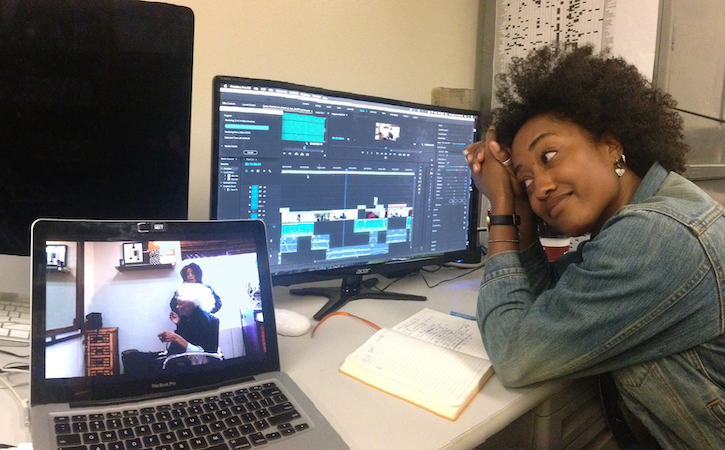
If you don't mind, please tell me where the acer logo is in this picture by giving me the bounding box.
[355,268,371,275]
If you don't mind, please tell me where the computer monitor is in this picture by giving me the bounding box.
[0,0,194,256]
[211,76,480,320]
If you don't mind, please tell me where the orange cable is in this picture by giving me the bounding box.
[311,311,380,337]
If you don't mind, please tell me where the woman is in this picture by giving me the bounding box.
[171,262,222,314]
[159,282,219,356]
[465,44,725,448]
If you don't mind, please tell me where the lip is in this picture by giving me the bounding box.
[546,193,570,219]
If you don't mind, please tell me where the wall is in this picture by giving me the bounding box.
[654,0,725,204]
[611,0,659,78]
[148,0,480,220]
[483,0,659,101]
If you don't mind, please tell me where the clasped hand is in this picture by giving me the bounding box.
[464,127,525,208]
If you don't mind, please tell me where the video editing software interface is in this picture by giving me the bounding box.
[213,79,478,276]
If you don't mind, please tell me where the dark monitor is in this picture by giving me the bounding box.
[211,76,480,320]
[0,0,194,256]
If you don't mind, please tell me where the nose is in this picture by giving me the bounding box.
[531,171,556,201]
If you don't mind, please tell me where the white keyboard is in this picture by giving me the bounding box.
[0,292,31,343]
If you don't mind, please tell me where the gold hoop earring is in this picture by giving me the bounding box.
[615,154,626,177]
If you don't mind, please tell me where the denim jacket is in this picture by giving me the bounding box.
[477,162,725,449]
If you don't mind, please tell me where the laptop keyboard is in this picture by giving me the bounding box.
[0,292,31,343]
[53,381,311,449]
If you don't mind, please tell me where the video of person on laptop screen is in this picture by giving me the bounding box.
[374,122,400,141]
[43,238,267,380]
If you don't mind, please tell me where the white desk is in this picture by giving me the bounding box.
[0,264,571,449]
[0,254,32,447]
[0,342,31,446]
[271,268,570,450]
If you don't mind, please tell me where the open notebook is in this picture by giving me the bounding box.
[29,219,347,450]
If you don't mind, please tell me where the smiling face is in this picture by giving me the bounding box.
[511,114,639,237]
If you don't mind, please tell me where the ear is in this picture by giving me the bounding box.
[601,134,624,158]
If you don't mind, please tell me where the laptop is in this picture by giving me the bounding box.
[29,219,348,450]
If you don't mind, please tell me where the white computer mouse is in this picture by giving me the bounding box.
[274,308,312,337]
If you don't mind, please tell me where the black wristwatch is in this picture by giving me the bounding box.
[487,211,521,227]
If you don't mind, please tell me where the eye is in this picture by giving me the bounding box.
[542,150,557,163]
[522,179,533,188]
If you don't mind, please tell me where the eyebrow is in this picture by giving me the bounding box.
[528,132,555,151]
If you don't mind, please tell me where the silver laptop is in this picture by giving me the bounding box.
[29,219,347,450]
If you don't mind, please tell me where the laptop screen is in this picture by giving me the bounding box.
[31,220,280,405]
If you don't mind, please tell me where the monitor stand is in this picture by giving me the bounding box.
[289,275,427,321]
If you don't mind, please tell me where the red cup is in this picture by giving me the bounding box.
[540,237,570,261]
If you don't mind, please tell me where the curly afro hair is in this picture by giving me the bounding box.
[492,44,689,177]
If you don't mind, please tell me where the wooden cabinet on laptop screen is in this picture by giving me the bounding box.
[86,328,119,376]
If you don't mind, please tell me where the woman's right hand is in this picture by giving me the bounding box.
[158,330,189,351]
[464,126,525,209]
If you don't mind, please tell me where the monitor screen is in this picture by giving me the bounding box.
[211,76,479,319]
[30,219,280,404]
[0,0,194,256]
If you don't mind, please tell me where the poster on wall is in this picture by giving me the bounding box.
[493,0,617,95]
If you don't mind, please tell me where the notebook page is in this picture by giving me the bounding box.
[391,308,488,360]
[345,328,490,404]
